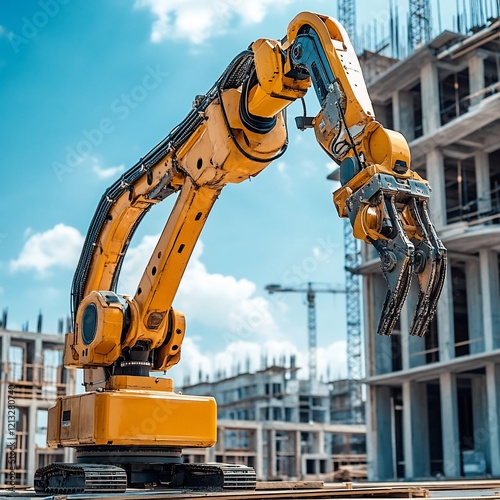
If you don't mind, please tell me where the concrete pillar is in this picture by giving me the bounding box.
[28,405,37,486]
[392,90,415,141]
[440,372,461,477]
[485,363,500,475]
[465,260,484,354]
[420,62,441,135]
[479,249,500,351]
[255,425,264,480]
[436,271,455,362]
[471,375,490,470]
[475,152,491,214]
[33,337,42,384]
[468,52,486,107]
[399,302,411,371]
[404,285,427,368]
[269,429,276,478]
[425,149,447,231]
[421,159,454,364]
[317,429,324,455]
[295,430,301,478]
[364,275,377,378]
[372,275,393,375]
[218,426,225,452]
[367,385,394,479]
[402,381,430,478]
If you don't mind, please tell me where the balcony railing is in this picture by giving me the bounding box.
[5,363,68,400]
[447,186,500,225]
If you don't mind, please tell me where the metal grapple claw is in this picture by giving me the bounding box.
[410,200,447,337]
[409,199,447,337]
[345,173,446,337]
[370,196,414,336]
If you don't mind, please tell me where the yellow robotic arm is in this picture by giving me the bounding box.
[38,11,446,494]
[65,11,445,378]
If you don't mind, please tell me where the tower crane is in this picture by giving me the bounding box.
[265,282,345,382]
[338,0,357,51]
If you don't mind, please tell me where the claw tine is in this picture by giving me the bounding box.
[408,199,438,337]
[417,252,447,335]
[417,204,447,335]
[410,200,447,336]
[377,254,413,335]
[374,196,414,336]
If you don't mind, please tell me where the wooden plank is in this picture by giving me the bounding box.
[256,481,324,490]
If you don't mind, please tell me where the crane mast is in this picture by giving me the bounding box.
[338,0,357,50]
[265,283,345,382]
[344,220,364,423]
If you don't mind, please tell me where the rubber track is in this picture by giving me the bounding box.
[34,463,127,494]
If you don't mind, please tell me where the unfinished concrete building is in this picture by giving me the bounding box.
[182,364,367,480]
[359,20,500,480]
[0,320,76,486]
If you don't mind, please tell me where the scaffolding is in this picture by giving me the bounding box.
[0,325,76,487]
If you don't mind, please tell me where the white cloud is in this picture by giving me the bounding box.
[275,160,293,193]
[276,161,287,174]
[92,163,125,179]
[176,241,280,337]
[119,235,281,338]
[134,0,294,44]
[10,224,84,275]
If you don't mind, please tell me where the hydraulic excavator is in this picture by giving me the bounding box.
[34,11,446,494]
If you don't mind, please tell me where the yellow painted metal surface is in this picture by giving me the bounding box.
[67,291,123,368]
[49,390,217,448]
[106,375,174,391]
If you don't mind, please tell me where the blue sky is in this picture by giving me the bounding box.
[0,0,460,383]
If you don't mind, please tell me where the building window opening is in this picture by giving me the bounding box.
[306,459,316,475]
[488,148,500,222]
[427,381,443,476]
[452,264,470,357]
[439,68,470,125]
[35,410,48,448]
[425,317,439,364]
[483,56,499,97]
[8,345,24,382]
[391,318,402,372]
[319,459,327,474]
[457,378,475,454]
[391,387,405,479]
[445,157,477,224]
[410,82,423,139]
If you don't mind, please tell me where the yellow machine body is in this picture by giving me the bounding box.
[48,376,216,448]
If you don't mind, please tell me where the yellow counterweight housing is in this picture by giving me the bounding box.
[47,378,217,448]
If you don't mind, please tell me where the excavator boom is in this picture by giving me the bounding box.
[37,11,446,494]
